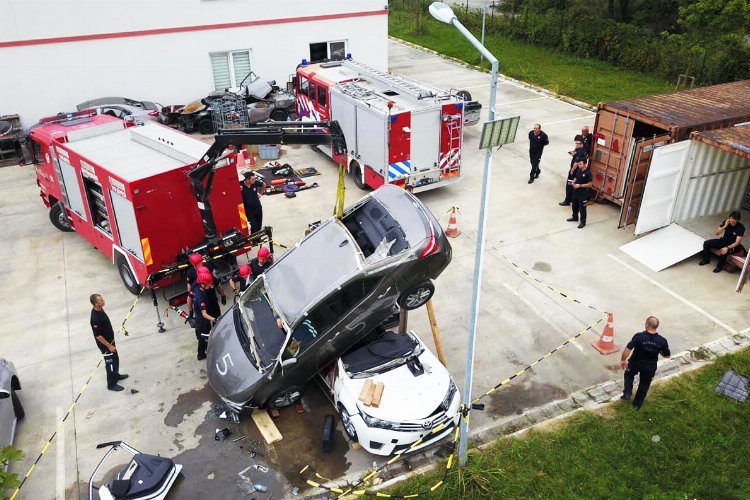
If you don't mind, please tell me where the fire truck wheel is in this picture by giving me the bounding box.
[198,119,215,135]
[398,281,434,310]
[350,160,366,190]
[456,90,472,102]
[270,109,288,121]
[116,255,142,295]
[49,202,74,232]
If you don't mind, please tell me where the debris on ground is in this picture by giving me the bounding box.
[215,428,232,441]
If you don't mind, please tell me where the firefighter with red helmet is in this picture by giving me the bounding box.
[249,246,273,278]
[229,264,252,297]
[193,272,216,360]
[197,265,224,319]
[185,253,204,319]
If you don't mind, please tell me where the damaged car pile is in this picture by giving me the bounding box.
[207,184,460,455]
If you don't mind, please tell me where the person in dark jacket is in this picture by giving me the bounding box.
[241,171,266,233]
[581,126,594,155]
[620,316,671,410]
[698,211,745,273]
[560,135,589,206]
[90,294,128,391]
[566,160,593,228]
[527,123,549,184]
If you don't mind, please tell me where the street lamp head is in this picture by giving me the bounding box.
[429,2,456,24]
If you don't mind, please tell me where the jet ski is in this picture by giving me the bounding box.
[88,441,182,500]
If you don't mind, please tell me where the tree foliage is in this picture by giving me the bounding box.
[391,0,750,84]
[0,446,23,497]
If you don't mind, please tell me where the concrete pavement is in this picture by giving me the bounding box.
[3,39,749,499]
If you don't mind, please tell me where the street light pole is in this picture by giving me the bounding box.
[429,2,499,468]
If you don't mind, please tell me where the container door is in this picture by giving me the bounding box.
[110,190,144,261]
[591,110,634,202]
[632,141,691,235]
[618,134,671,229]
[410,109,440,173]
[57,157,88,221]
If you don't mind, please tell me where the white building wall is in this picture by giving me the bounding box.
[0,0,388,126]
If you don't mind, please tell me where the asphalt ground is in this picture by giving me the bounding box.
[3,39,749,498]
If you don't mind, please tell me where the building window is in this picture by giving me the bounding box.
[309,40,347,63]
[210,50,252,91]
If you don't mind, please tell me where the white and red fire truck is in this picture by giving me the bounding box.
[30,112,346,303]
[293,58,480,192]
[30,110,251,294]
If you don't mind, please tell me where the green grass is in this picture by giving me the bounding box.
[389,10,673,104]
[390,348,750,498]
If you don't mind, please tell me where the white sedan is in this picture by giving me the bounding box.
[320,330,460,456]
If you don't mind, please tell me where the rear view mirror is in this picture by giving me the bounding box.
[0,391,9,400]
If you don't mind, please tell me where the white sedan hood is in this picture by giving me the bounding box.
[341,348,451,421]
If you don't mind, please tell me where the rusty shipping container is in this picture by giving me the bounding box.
[590,80,750,228]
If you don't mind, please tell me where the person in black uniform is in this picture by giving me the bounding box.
[698,211,745,273]
[90,294,128,392]
[241,171,267,233]
[620,316,671,410]
[581,125,594,156]
[193,273,217,360]
[567,160,593,228]
[527,123,549,184]
[560,136,589,206]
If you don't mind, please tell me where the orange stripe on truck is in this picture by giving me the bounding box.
[238,203,248,230]
[141,237,153,266]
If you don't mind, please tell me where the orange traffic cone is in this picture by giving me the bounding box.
[592,313,619,355]
[445,207,461,238]
[244,145,257,167]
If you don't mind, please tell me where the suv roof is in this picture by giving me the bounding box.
[265,219,360,325]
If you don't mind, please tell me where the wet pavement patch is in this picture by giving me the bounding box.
[488,382,567,417]
[164,383,213,428]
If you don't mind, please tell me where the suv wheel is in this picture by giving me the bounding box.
[398,281,435,310]
[338,404,358,442]
[268,387,303,409]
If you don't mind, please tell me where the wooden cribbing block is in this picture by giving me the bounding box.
[252,410,283,444]
[358,380,375,405]
[371,382,385,408]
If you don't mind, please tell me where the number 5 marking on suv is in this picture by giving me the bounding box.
[217,353,234,376]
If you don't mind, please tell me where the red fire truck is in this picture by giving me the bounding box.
[30,111,346,302]
[293,58,479,192]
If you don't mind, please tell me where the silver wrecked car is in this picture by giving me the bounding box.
[207,185,452,410]
[1,358,23,456]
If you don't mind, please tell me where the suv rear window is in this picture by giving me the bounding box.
[343,199,408,259]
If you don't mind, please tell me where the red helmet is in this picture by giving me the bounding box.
[257,246,270,260]
[189,253,203,266]
[197,272,213,286]
[197,266,210,275]
[239,264,251,278]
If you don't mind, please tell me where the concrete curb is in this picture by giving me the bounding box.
[388,36,598,112]
[306,330,750,497]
